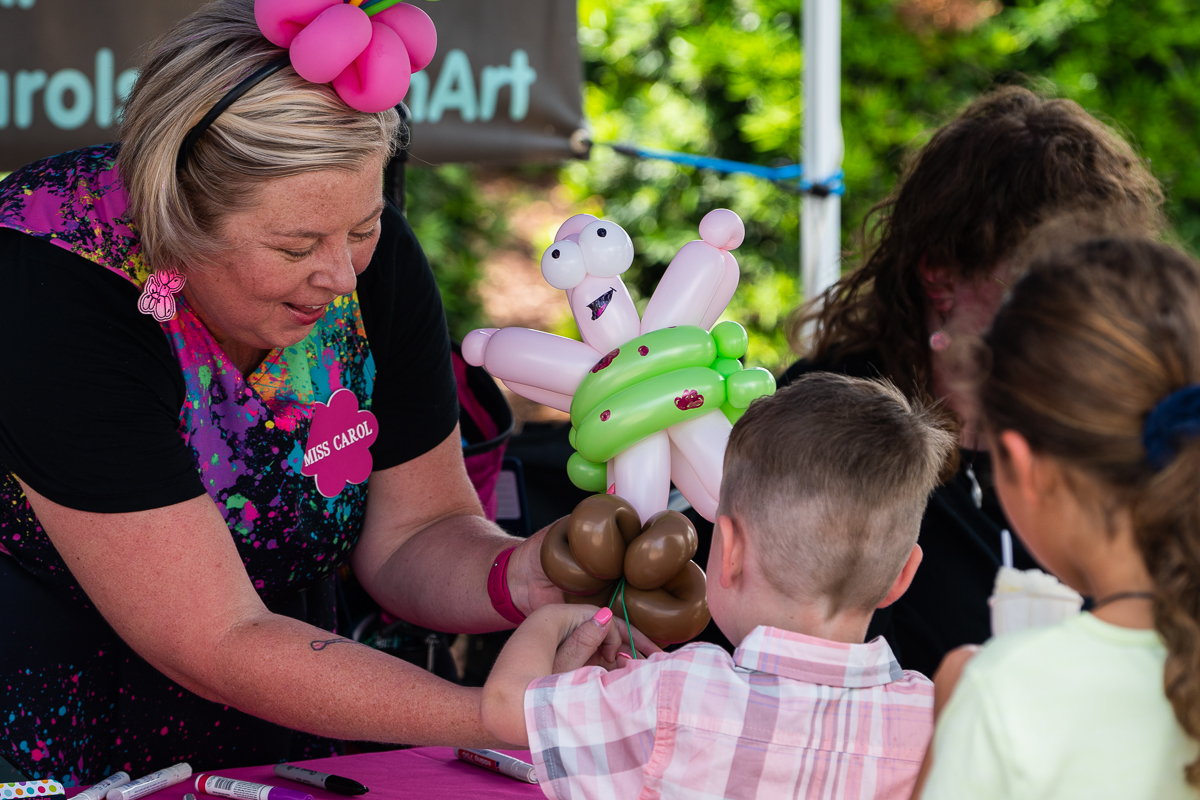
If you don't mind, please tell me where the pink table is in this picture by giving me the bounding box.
[66,750,543,800]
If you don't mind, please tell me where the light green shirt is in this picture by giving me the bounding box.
[922,613,1198,799]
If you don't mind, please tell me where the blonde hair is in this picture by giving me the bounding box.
[118,0,401,272]
[720,374,954,613]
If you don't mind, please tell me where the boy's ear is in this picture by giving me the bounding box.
[715,515,745,589]
[877,544,923,609]
[918,255,956,316]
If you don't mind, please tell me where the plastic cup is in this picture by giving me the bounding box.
[989,591,1083,637]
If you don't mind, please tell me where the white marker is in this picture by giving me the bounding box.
[76,773,130,800]
[454,749,537,784]
[107,764,192,800]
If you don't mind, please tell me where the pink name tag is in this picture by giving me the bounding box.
[301,388,379,497]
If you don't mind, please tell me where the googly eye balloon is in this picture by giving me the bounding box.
[541,239,588,290]
[578,220,634,278]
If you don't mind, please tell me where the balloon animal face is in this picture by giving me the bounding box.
[542,494,710,644]
[541,215,640,356]
[462,208,776,526]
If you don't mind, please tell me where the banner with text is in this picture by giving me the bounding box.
[0,0,586,172]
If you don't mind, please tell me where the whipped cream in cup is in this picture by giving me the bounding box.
[989,566,1084,637]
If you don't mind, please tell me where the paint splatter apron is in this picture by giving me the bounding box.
[0,146,376,782]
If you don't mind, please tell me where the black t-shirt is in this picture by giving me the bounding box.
[0,199,458,513]
[781,353,1041,678]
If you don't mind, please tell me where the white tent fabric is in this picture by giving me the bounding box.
[802,0,843,310]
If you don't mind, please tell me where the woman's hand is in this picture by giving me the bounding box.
[505,521,569,616]
[352,427,563,632]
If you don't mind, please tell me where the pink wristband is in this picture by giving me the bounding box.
[487,546,526,625]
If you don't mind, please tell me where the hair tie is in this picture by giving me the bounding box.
[255,0,437,113]
[1143,384,1200,470]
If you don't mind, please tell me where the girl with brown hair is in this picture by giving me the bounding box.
[781,85,1165,677]
[919,234,1200,797]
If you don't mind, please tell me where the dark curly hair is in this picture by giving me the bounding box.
[789,85,1164,402]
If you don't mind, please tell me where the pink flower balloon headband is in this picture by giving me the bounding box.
[256,0,437,112]
[176,0,436,172]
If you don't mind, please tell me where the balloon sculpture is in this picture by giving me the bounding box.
[462,209,775,524]
[542,494,709,644]
[255,0,437,113]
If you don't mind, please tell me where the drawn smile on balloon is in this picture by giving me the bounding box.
[588,287,616,320]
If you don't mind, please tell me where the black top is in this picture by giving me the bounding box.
[781,353,1041,678]
[0,200,458,513]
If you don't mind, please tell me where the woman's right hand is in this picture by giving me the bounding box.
[504,519,570,615]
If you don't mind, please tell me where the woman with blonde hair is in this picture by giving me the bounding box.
[0,0,606,781]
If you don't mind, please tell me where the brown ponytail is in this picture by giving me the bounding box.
[979,234,1200,785]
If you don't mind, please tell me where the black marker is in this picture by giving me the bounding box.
[272,765,369,796]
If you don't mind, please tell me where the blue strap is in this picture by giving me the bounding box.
[605,143,845,196]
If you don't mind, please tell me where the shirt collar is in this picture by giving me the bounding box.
[732,626,904,688]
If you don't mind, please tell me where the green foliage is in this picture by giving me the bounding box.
[564,0,1200,373]
[565,0,802,371]
[403,163,507,341]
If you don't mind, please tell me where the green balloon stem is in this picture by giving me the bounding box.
[606,578,638,660]
[363,0,406,17]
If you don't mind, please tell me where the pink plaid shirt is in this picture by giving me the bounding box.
[525,626,934,800]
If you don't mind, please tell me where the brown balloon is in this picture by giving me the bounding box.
[624,510,698,591]
[621,561,710,644]
[542,494,711,644]
[567,494,641,580]
[540,517,614,596]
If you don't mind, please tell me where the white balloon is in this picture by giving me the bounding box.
[541,239,588,290]
[612,431,672,526]
[667,411,731,501]
[579,219,635,278]
[669,440,719,523]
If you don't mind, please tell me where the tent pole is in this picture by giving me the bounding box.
[801,0,842,330]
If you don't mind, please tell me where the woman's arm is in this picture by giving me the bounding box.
[21,477,495,746]
[350,426,564,632]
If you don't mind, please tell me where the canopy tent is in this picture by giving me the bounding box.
[803,0,843,309]
[0,0,586,172]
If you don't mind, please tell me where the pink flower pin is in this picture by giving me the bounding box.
[301,388,379,497]
[138,269,187,322]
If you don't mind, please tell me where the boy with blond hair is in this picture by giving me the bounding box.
[482,373,954,799]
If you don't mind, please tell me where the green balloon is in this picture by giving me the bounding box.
[713,357,742,377]
[726,367,776,409]
[567,452,608,492]
[721,403,745,425]
[574,366,728,463]
[571,326,716,426]
[710,320,748,360]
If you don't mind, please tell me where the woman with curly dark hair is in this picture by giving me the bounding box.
[781,86,1165,677]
